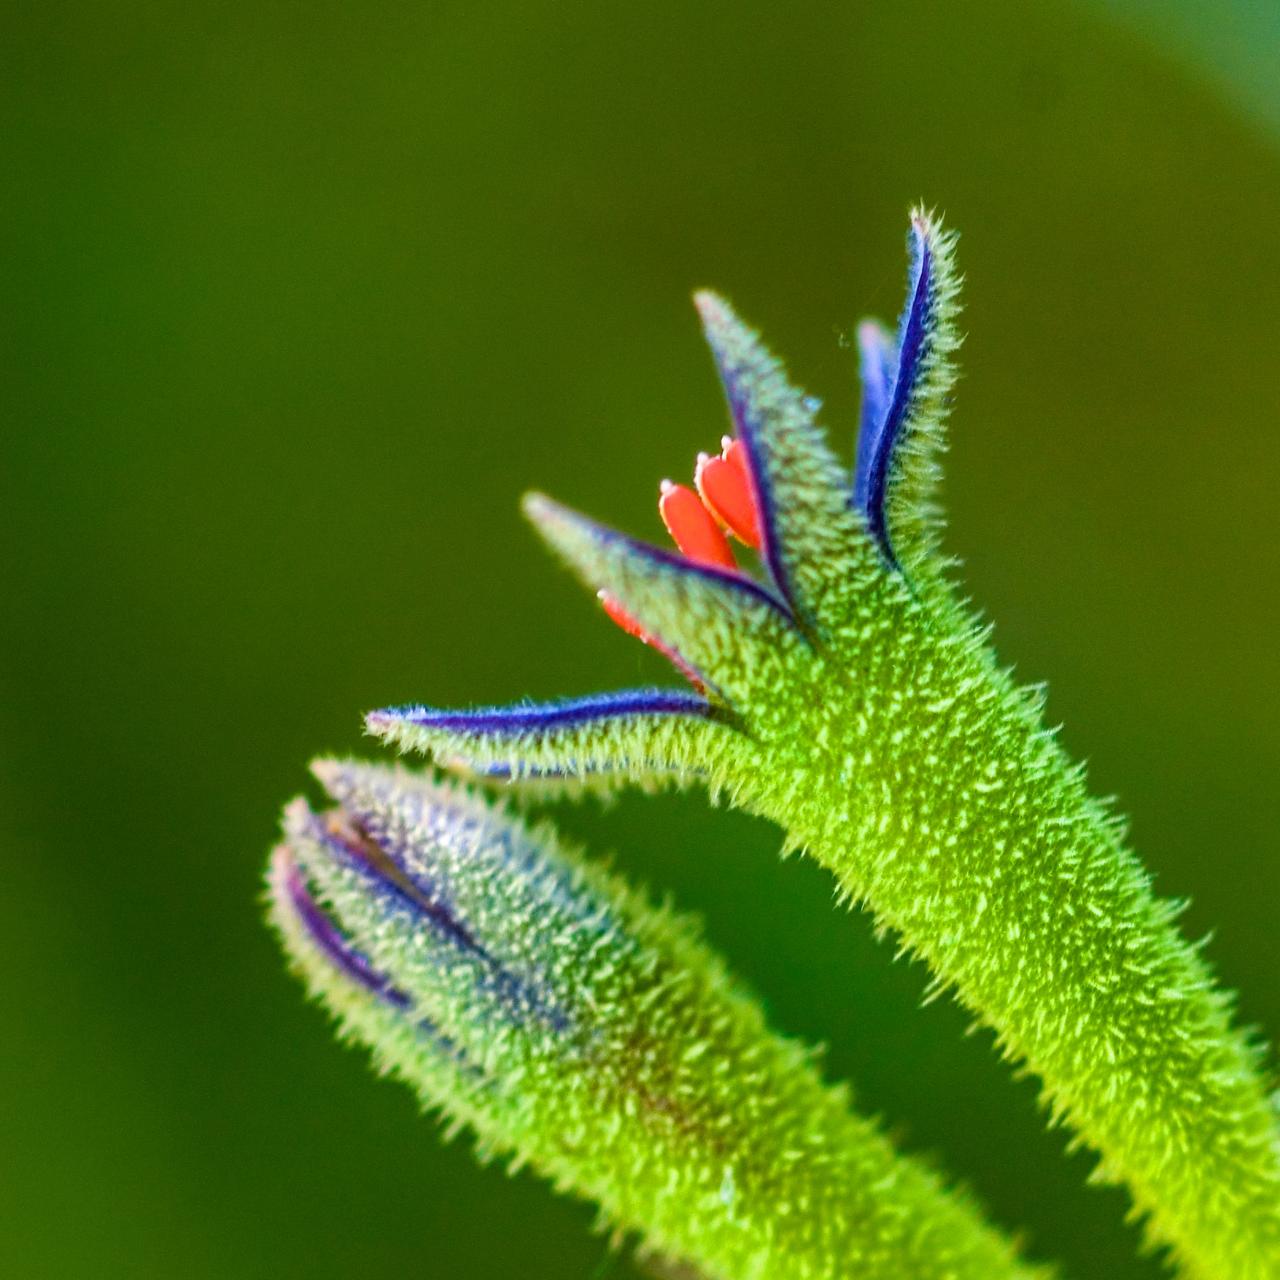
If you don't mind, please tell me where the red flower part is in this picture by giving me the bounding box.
[695,437,762,549]
[658,480,736,569]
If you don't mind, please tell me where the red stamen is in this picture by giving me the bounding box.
[598,591,706,692]
[695,438,762,549]
[659,480,736,569]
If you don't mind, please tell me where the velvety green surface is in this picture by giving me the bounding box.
[4,4,1278,1278]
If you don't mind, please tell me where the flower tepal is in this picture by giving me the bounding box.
[368,210,1280,1279]
[269,760,1045,1280]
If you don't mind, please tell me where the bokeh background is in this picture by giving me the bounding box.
[5,3,1279,1277]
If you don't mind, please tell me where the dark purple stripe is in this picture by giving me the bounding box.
[283,859,488,1077]
[710,358,797,618]
[862,223,933,566]
[308,811,484,960]
[376,687,713,735]
[283,860,411,1009]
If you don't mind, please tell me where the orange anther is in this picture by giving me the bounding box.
[659,480,736,569]
[695,438,762,549]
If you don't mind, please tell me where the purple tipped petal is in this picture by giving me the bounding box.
[366,680,730,795]
[853,320,897,510]
[857,219,934,564]
[371,688,717,737]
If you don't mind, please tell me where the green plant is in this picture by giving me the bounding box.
[272,211,1280,1278]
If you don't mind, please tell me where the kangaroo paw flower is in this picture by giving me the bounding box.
[374,208,1280,1277]
[268,761,1050,1280]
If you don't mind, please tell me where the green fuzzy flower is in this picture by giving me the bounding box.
[368,211,1280,1278]
[269,759,1046,1280]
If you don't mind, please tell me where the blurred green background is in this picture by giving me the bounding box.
[4,3,1279,1277]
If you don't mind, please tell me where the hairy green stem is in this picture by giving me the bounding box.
[754,598,1280,1280]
